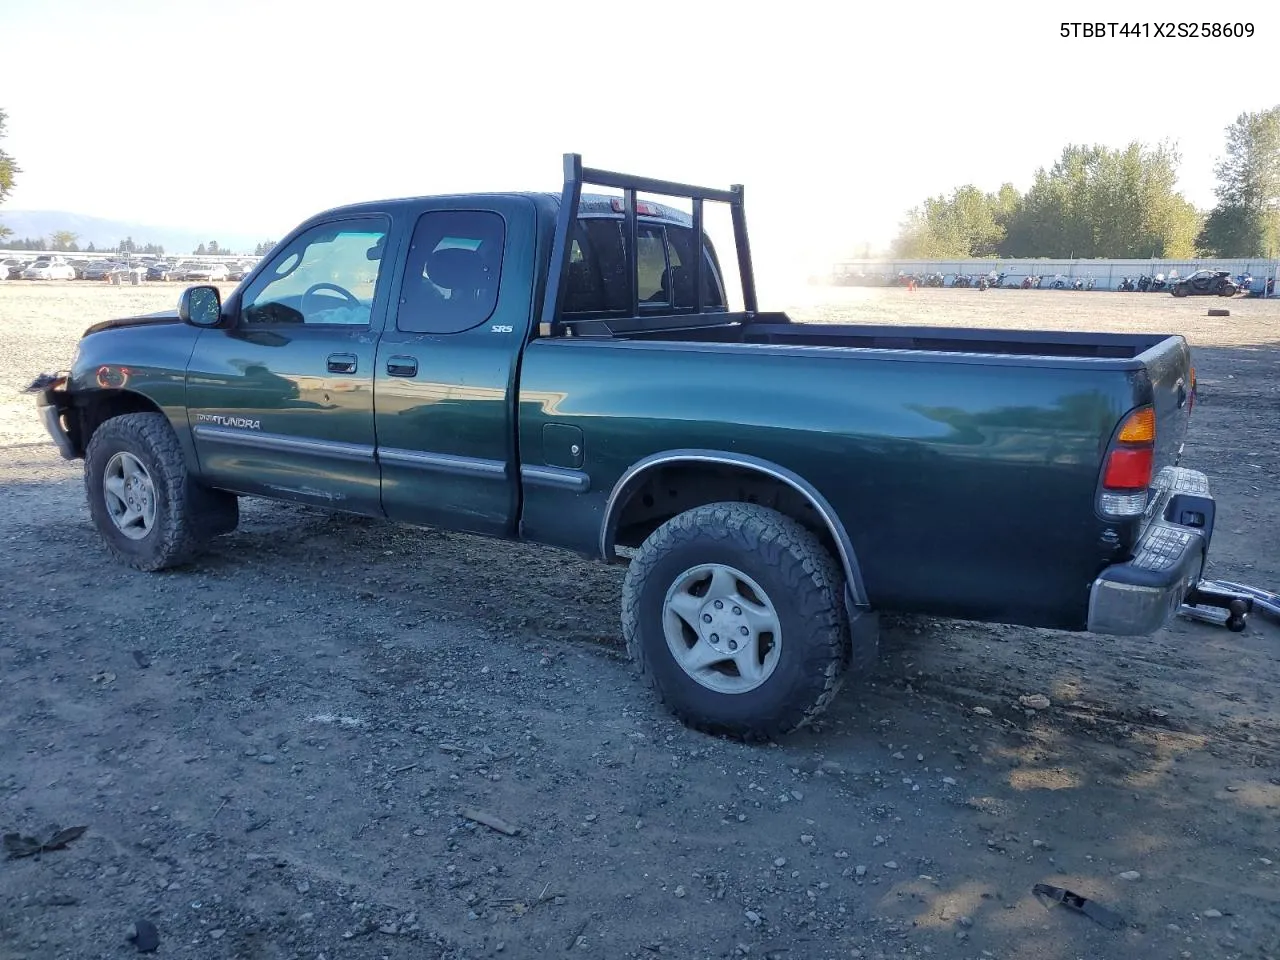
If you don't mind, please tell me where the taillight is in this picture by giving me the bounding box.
[1099,405,1155,517]
[1103,447,1154,488]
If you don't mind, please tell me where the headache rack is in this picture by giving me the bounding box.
[537,153,762,338]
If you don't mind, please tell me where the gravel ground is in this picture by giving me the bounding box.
[1,280,1278,960]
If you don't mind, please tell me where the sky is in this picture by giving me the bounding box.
[0,0,1276,297]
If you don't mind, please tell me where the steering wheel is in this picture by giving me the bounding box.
[301,282,360,317]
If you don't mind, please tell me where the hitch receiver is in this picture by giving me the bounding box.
[1180,578,1280,632]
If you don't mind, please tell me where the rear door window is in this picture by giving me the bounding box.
[397,210,506,334]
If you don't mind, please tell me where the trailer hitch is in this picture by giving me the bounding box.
[1180,579,1280,632]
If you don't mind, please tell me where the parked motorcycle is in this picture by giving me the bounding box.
[1118,277,1137,291]
[1149,273,1168,292]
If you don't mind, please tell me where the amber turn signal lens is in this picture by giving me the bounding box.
[1117,407,1155,443]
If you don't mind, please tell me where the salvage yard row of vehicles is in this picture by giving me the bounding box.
[836,268,1276,296]
[1,254,257,282]
[30,154,1252,739]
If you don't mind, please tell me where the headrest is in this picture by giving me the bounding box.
[425,247,487,290]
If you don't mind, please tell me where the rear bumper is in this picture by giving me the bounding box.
[1088,467,1214,635]
[36,386,78,460]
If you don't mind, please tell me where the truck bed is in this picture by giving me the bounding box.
[613,313,1174,363]
[520,311,1194,630]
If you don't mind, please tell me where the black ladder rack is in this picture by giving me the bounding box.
[538,153,759,338]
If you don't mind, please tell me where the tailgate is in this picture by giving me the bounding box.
[1136,335,1194,473]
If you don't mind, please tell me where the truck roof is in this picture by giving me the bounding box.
[302,192,694,228]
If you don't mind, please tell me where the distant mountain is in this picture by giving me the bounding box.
[0,209,277,255]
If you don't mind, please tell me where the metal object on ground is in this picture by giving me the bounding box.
[1179,578,1280,632]
[1032,882,1126,930]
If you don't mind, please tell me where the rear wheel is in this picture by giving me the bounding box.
[85,412,238,571]
[621,502,850,740]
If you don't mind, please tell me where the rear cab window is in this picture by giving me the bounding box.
[561,215,726,316]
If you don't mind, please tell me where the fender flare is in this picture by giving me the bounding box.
[599,448,868,606]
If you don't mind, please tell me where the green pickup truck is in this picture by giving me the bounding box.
[33,154,1232,739]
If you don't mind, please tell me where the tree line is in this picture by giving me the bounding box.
[0,233,279,256]
[2,232,167,254]
[893,105,1280,260]
[191,240,278,256]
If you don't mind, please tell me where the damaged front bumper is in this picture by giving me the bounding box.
[1088,467,1214,635]
[30,373,77,460]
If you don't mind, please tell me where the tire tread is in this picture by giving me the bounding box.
[621,502,849,740]
[84,412,223,571]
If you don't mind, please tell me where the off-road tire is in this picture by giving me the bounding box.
[621,502,850,741]
[84,412,237,571]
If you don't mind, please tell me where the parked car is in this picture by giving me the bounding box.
[83,261,121,281]
[183,262,229,282]
[146,262,179,281]
[22,258,76,280]
[1,257,29,280]
[30,154,1231,739]
[1171,269,1237,297]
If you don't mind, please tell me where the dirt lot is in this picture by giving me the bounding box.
[1,281,1278,960]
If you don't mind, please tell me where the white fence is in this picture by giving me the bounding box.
[832,258,1280,294]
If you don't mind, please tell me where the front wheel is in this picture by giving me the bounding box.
[1172,284,1189,297]
[85,412,237,571]
[621,502,850,740]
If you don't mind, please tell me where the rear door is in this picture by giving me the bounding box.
[373,197,537,536]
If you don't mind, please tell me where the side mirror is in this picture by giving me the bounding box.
[178,285,223,328]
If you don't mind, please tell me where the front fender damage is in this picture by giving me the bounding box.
[26,372,78,460]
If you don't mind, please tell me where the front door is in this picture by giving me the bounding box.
[186,215,396,514]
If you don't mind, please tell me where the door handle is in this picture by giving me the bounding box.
[327,353,358,374]
[386,355,418,378]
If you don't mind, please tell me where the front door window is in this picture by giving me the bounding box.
[240,217,390,326]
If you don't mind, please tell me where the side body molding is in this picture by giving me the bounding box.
[599,449,869,607]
